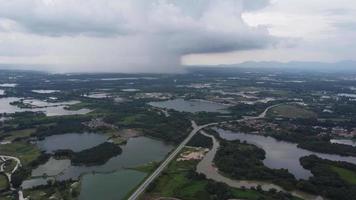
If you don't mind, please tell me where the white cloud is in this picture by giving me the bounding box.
[238,0,356,63]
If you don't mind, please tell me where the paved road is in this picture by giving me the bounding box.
[0,155,28,200]
[0,155,21,174]
[127,120,218,200]
[128,102,287,200]
[0,155,22,196]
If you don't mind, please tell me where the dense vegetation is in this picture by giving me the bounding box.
[299,155,356,200]
[271,132,356,157]
[98,101,192,144]
[10,154,51,188]
[23,180,80,200]
[54,142,122,166]
[145,149,301,200]
[214,139,297,190]
[138,112,192,144]
[298,141,356,157]
[33,117,89,138]
[11,167,31,188]
[187,133,213,149]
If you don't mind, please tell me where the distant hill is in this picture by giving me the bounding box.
[188,61,356,74]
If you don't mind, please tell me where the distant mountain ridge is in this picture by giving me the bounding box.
[189,60,356,73]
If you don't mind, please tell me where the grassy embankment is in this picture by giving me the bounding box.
[330,166,356,185]
[268,104,317,119]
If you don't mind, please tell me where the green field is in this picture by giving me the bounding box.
[330,166,356,185]
[0,173,9,191]
[0,142,41,166]
[268,104,317,119]
[2,128,36,142]
[231,188,265,200]
[145,148,299,200]
[148,158,210,199]
[65,102,92,111]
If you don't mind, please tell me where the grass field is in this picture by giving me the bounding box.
[268,104,317,119]
[231,188,265,200]
[330,166,356,185]
[148,158,210,199]
[0,142,41,166]
[65,102,92,111]
[145,148,299,200]
[3,128,36,142]
[131,162,158,173]
[0,173,9,191]
[121,114,145,126]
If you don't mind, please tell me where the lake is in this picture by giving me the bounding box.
[0,98,91,116]
[24,136,173,199]
[100,77,157,81]
[0,97,22,113]
[0,83,17,87]
[79,170,146,200]
[32,90,60,94]
[215,128,356,180]
[36,132,108,153]
[121,89,140,92]
[338,93,356,98]
[31,157,71,177]
[83,92,111,99]
[149,98,229,113]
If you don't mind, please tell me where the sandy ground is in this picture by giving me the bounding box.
[177,147,208,161]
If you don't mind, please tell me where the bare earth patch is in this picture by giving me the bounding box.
[177,147,208,162]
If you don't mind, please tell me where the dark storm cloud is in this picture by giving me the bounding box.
[0,0,275,72]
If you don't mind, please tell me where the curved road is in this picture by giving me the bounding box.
[0,155,22,183]
[0,155,26,199]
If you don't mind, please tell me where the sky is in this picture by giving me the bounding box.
[0,0,355,73]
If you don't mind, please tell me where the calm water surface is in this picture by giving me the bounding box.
[79,170,146,200]
[0,97,91,116]
[215,128,356,180]
[56,136,173,180]
[0,97,22,113]
[25,136,173,193]
[36,132,108,153]
[32,90,60,94]
[0,83,17,87]
[83,92,111,99]
[31,157,71,177]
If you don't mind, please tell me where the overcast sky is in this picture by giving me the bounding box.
[0,0,355,73]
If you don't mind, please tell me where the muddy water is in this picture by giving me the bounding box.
[196,131,323,200]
